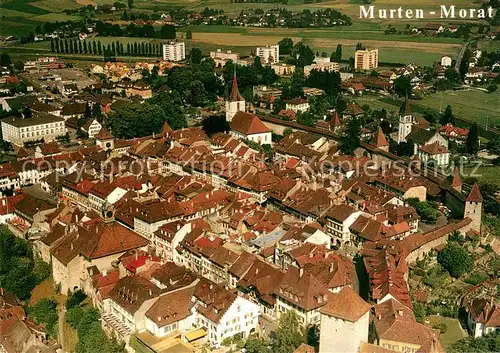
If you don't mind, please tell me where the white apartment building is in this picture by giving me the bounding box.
[355,48,379,70]
[256,45,279,64]
[304,61,340,77]
[163,42,186,62]
[1,113,67,146]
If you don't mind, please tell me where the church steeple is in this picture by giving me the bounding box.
[226,67,245,122]
[397,99,413,143]
[229,67,242,102]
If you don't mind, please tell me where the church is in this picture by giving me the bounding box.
[226,72,272,145]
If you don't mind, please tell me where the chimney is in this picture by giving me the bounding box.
[1,199,5,207]
[135,250,139,260]
[70,243,74,251]
[149,289,152,296]
[299,268,304,277]
[398,309,403,317]
[102,269,107,277]
[329,262,334,273]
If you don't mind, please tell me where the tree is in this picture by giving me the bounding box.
[437,242,473,278]
[487,84,497,93]
[440,105,455,125]
[190,47,202,64]
[201,114,229,136]
[127,0,133,9]
[28,298,58,338]
[50,38,55,53]
[97,41,102,55]
[449,332,500,353]
[0,53,11,67]
[149,92,187,130]
[278,37,294,55]
[66,289,87,309]
[186,30,192,39]
[244,338,268,353]
[331,44,342,62]
[121,10,128,20]
[283,127,293,137]
[394,76,412,97]
[271,311,306,353]
[340,117,361,155]
[466,122,479,155]
[107,101,167,138]
[83,40,88,54]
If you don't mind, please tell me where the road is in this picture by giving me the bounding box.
[58,307,67,353]
[454,41,473,73]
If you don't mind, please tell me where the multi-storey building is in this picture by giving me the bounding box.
[1,113,67,145]
[256,45,279,64]
[162,42,185,62]
[355,48,379,70]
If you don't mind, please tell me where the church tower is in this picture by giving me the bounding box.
[464,183,483,233]
[397,99,413,143]
[226,69,245,122]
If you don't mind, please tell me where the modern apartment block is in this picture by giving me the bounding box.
[355,48,379,70]
[162,42,186,62]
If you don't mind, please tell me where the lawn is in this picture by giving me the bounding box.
[30,278,66,306]
[419,89,500,127]
[425,315,467,349]
[463,165,500,187]
[32,12,81,21]
[0,0,50,14]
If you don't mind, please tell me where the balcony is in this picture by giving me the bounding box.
[102,312,133,338]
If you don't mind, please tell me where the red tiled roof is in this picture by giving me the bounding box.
[230,111,271,135]
[229,73,243,102]
[451,167,462,188]
[371,127,389,147]
[320,286,370,322]
[419,142,448,155]
[466,183,483,203]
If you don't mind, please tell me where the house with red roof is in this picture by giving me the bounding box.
[319,287,371,353]
[51,219,149,294]
[230,111,272,145]
[466,297,500,337]
[438,123,468,144]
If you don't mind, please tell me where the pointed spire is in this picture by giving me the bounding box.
[466,183,483,203]
[162,121,172,136]
[371,127,389,147]
[95,127,113,140]
[229,67,242,102]
[451,167,462,188]
[330,111,341,127]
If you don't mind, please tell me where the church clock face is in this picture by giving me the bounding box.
[106,142,111,148]
[106,210,113,218]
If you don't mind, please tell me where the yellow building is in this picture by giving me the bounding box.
[355,48,379,70]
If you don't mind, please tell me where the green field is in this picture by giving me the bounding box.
[419,89,500,127]
[463,166,500,187]
[425,316,466,349]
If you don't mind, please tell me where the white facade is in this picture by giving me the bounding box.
[226,98,245,122]
[285,101,310,113]
[231,130,272,145]
[256,45,279,64]
[325,210,369,247]
[163,42,186,62]
[355,48,379,70]
[85,119,102,138]
[397,112,413,143]
[198,296,260,345]
[1,115,67,146]
[441,56,452,67]
[319,311,369,353]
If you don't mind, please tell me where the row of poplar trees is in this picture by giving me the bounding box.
[50,38,163,57]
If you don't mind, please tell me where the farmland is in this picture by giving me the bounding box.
[418,89,500,127]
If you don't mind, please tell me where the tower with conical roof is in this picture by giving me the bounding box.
[397,99,413,143]
[464,183,482,233]
[450,167,462,193]
[225,69,245,122]
[371,127,389,152]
